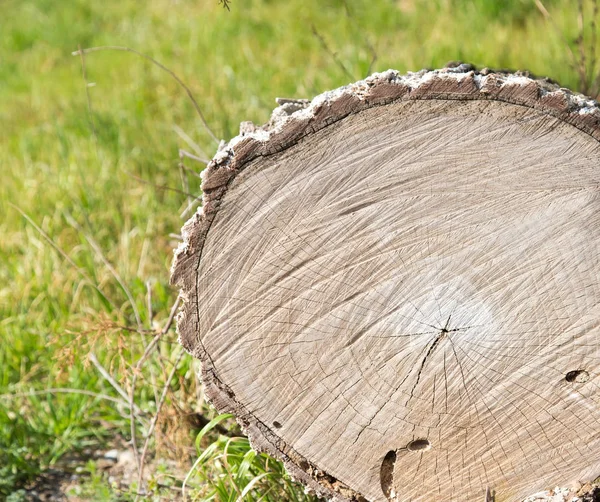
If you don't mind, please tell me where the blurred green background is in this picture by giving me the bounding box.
[1,0,597,499]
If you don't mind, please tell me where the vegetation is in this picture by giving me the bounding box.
[1,0,599,499]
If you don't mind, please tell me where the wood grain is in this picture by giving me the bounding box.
[172,67,600,502]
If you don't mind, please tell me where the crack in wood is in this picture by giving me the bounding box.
[407,316,461,403]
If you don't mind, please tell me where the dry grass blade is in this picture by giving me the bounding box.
[1,388,130,408]
[135,350,185,499]
[179,148,209,165]
[64,212,143,332]
[146,281,154,329]
[127,295,181,492]
[88,352,145,418]
[72,46,219,143]
[180,197,202,219]
[9,203,118,312]
[173,124,210,160]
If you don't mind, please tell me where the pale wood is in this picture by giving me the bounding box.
[172,67,600,502]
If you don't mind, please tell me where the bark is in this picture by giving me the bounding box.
[171,66,600,502]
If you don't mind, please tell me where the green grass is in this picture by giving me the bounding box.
[1,0,598,499]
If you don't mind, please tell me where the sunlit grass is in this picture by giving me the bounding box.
[1,0,598,499]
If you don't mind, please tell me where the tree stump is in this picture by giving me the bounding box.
[171,66,600,502]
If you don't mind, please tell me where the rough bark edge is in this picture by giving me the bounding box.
[170,64,600,502]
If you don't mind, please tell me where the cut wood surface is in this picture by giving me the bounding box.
[171,66,600,502]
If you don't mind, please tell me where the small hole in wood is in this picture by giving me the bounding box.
[406,438,431,452]
[273,421,282,429]
[565,370,589,383]
[380,450,396,499]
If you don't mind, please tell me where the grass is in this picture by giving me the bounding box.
[1,0,599,499]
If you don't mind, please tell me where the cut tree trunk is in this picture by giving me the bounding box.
[171,66,600,502]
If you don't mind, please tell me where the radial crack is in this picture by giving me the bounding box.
[408,316,453,401]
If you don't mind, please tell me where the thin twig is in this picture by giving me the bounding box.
[126,168,202,219]
[133,296,181,378]
[69,323,155,334]
[72,46,219,143]
[136,350,185,499]
[178,158,204,177]
[9,203,117,311]
[364,37,378,77]
[311,24,355,81]
[342,0,378,76]
[129,394,141,471]
[125,170,200,199]
[129,295,181,488]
